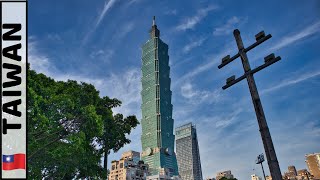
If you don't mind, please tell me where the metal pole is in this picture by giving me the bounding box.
[260,162,266,180]
[233,29,282,180]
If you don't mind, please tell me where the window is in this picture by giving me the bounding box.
[112,165,115,170]
[120,163,123,168]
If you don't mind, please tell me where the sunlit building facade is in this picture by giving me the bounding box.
[306,153,320,179]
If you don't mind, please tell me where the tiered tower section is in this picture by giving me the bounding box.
[140,16,178,176]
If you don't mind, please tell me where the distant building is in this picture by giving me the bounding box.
[175,123,203,180]
[251,174,261,180]
[283,165,298,179]
[288,166,298,176]
[265,175,272,180]
[306,153,320,179]
[297,169,313,180]
[146,168,181,180]
[108,150,149,180]
[283,165,315,180]
[216,170,234,180]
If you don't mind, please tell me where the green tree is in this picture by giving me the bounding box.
[96,96,139,172]
[220,177,238,180]
[27,67,138,179]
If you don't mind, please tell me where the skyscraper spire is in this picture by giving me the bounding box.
[150,16,160,38]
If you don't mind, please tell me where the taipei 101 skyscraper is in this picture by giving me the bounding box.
[140,17,179,177]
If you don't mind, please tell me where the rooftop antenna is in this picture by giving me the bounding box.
[153,16,156,26]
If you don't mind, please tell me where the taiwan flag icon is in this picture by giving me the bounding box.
[2,154,26,170]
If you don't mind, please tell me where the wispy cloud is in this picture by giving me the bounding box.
[180,82,221,105]
[95,0,118,27]
[214,108,243,128]
[29,39,56,75]
[82,0,118,45]
[271,21,320,50]
[174,45,233,87]
[164,9,178,15]
[127,0,143,6]
[262,70,320,94]
[176,6,218,31]
[213,16,248,36]
[115,22,135,40]
[89,49,114,63]
[182,37,206,53]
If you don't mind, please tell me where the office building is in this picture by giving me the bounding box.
[175,123,203,180]
[140,17,179,177]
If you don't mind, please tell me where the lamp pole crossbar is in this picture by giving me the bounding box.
[218,29,282,180]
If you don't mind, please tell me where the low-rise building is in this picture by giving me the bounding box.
[251,174,261,180]
[265,175,272,180]
[216,170,234,180]
[297,169,313,180]
[108,150,149,180]
[283,165,315,180]
[146,168,181,180]
[288,166,298,176]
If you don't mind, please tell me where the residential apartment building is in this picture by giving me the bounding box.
[306,153,320,179]
[108,151,149,180]
[216,170,234,180]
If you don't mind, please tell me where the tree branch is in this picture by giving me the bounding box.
[28,137,61,160]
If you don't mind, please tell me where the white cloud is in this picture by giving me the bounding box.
[127,0,143,6]
[82,0,118,45]
[115,22,135,40]
[174,45,233,87]
[262,70,320,94]
[89,49,114,63]
[105,69,142,117]
[180,82,221,105]
[182,37,206,53]
[271,21,320,50]
[176,6,218,31]
[164,9,177,15]
[29,38,141,118]
[95,0,118,27]
[214,108,242,128]
[213,16,248,36]
[28,40,56,75]
[46,33,62,42]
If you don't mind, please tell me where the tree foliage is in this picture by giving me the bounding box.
[220,177,238,180]
[27,67,139,179]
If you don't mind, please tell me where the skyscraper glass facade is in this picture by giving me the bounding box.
[175,123,203,180]
[140,18,178,176]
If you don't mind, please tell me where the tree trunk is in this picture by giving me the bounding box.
[103,146,110,178]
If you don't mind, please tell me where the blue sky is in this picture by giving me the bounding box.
[29,0,320,179]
